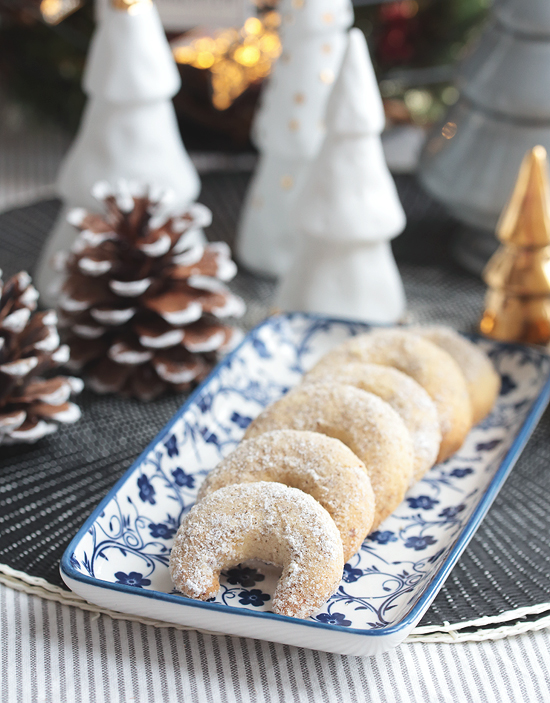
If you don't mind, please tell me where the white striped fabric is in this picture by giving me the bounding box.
[2,584,549,703]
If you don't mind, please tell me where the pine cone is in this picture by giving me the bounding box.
[0,270,83,444]
[58,182,245,401]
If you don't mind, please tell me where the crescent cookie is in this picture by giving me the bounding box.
[198,430,376,562]
[303,362,441,483]
[310,329,472,462]
[410,325,500,426]
[244,382,414,530]
[169,481,344,619]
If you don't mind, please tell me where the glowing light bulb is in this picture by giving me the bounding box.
[40,0,82,24]
[244,17,263,35]
[234,45,261,67]
[196,51,215,69]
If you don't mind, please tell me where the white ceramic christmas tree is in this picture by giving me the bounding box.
[35,0,200,306]
[235,0,354,277]
[277,28,406,323]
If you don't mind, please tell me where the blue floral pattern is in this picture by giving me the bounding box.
[148,523,177,540]
[407,496,439,510]
[369,530,398,545]
[500,375,517,396]
[438,505,465,519]
[316,612,352,627]
[115,571,151,588]
[403,535,438,551]
[171,468,195,489]
[137,475,155,505]
[66,314,550,634]
[238,589,270,607]
[230,412,252,429]
[164,435,179,457]
[343,564,363,583]
[476,439,502,452]
[450,467,474,479]
[225,565,265,587]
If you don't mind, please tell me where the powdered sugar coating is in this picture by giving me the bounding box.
[198,430,375,562]
[244,383,414,529]
[303,362,441,483]
[310,329,472,462]
[410,325,500,426]
[169,481,344,619]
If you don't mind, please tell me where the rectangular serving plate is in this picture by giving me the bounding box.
[61,313,550,657]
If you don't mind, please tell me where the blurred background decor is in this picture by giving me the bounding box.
[2,0,85,25]
[420,0,550,274]
[172,9,282,112]
[0,0,489,149]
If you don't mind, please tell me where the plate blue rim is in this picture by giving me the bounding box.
[60,312,550,638]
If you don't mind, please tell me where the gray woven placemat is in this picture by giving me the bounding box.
[1,173,549,630]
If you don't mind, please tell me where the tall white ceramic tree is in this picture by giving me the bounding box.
[35,0,200,306]
[277,28,406,323]
[235,0,354,277]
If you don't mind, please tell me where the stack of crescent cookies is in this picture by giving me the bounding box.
[169,326,501,619]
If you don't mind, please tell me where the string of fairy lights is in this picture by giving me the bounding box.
[172,13,282,111]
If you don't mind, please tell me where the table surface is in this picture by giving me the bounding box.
[2,581,550,703]
[1,171,550,703]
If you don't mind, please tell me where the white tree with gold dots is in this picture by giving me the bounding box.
[277,28,406,323]
[235,0,354,277]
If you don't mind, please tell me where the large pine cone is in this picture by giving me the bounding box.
[58,182,245,401]
[0,271,82,444]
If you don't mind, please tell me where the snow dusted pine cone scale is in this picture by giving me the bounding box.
[57,183,245,400]
[0,271,82,444]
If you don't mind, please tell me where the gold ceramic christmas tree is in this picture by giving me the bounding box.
[480,146,550,344]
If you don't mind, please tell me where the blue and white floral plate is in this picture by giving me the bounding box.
[61,313,550,657]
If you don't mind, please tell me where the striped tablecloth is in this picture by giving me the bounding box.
[2,583,549,703]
